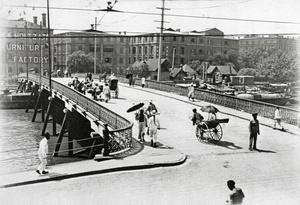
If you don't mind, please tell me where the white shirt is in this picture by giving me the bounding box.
[275,109,281,119]
[149,115,160,130]
[141,77,146,84]
[38,138,48,158]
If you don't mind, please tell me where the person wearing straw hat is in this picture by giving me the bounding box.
[148,110,160,147]
[36,132,50,175]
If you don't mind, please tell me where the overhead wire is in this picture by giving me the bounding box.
[4,4,300,25]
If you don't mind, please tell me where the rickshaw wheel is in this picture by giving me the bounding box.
[210,124,223,141]
[115,87,119,98]
[196,123,209,141]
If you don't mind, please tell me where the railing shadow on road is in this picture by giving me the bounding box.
[207,140,243,150]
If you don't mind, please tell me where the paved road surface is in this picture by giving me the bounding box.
[1,78,299,205]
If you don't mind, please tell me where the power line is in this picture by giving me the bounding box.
[5,4,300,25]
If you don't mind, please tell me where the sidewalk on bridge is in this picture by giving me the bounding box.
[1,81,298,188]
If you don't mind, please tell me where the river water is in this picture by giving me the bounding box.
[0,109,84,175]
[0,109,43,174]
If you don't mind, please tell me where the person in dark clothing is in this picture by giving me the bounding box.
[226,180,245,205]
[249,113,260,151]
[136,109,148,142]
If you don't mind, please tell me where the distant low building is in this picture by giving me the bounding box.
[230,76,254,85]
[131,58,171,81]
[170,64,197,80]
[206,64,237,84]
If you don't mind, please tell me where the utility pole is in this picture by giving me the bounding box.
[94,17,97,75]
[156,0,169,81]
[25,21,28,80]
[47,0,52,94]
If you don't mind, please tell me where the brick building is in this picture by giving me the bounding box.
[1,14,53,77]
[239,35,298,54]
[52,31,129,75]
[128,28,239,68]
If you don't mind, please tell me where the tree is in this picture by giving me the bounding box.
[257,51,299,82]
[136,63,150,77]
[238,48,263,69]
[237,68,257,76]
[67,51,95,73]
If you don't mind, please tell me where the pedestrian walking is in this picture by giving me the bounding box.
[132,74,136,86]
[274,107,284,130]
[187,83,195,101]
[103,83,111,103]
[141,76,146,88]
[36,132,50,175]
[191,108,204,139]
[135,109,148,142]
[249,113,260,151]
[226,180,245,205]
[148,110,160,147]
[146,100,158,118]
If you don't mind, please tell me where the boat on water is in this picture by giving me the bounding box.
[236,92,290,106]
[0,89,32,109]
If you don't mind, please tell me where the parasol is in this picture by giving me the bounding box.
[200,105,220,113]
[126,103,144,113]
[126,73,133,79]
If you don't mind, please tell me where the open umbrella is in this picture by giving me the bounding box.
[126,103,144,113]
[200,105,220,113]
[126,73,133,79]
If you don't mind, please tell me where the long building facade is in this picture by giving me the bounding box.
[1,14,53,78]
[52,31,130,75]
[239,35,298,54]
[128,28,239,68]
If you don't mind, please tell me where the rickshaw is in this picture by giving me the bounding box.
[195,118,229,141]
[107,76,119,98]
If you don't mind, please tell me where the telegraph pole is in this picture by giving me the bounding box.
[94,17,97,75]
[47,0,52,94]
[156,0,169,81]
[25,21,28,80]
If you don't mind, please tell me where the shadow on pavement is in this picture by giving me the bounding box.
[255,149,276,153]
[208,140,243,150]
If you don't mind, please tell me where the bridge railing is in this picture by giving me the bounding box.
[28,74,133,153]
[118,76,298,125]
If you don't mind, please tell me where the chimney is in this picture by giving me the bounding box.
[42,13,46,27]
[33,16,37,24]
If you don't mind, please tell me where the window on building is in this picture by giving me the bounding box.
[145,46,148,54]
[119,58,123,64]
[180,58,184,64]
[200,39,204,44]
[191,38,195,43]
[163,46,165,52]
[78,45,82,50]
[180,47,184,55]
[145,36,148,42]
[173,36,177,41]
[162,36,165,41]
[139,46,142,54]
[150,46,154,54]
[224,51,227,54]
[120,37,124,43]
[190,49,195,55]
[132,47,136,54]
[199,49,203,54]
[224,41,228,46]
[120,47,124,53]
[105,58,111,63]
[19,67,24,73]
[181,36,185,42]
[53,57,57,63]
[8,67,12,73]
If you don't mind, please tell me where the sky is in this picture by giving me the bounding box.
[1,0,300,37]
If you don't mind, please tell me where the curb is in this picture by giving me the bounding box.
[0,154,186,189]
